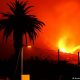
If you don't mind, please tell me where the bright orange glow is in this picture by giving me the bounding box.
[21,75,30,80]
[27,45,32,49]
[58,35,80,54]
[32,0,80,54]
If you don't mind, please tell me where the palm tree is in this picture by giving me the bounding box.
[0,0,44,78]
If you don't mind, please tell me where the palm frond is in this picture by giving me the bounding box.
[20,1,27,8]
[0,0,45,75]
[0,12,12,17]
[3,26,13,41]
[0,0,45,49]
[7,3,15,14]
[24,6,33,13]
[0,19,8,30]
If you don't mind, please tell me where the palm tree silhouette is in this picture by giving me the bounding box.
[0,0,45,78]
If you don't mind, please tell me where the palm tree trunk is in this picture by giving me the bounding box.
[14,47,21,80]
[13,32,22,79]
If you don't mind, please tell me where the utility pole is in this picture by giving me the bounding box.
[58,49,60,63]
[78,52,79,66]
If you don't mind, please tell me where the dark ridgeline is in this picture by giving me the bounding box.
[0,55,80,80]
[23,50,80,80]
[0,0,44,79]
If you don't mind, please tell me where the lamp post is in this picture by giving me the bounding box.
[21,45,32,75]
[21,45,31,80]
[21,47,23,75]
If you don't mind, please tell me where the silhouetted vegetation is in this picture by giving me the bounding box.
[0,56,80,80]
[0,0,44,79]
[24,57,80,80]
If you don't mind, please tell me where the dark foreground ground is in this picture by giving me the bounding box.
[0,57,80,80]
[24,58,80,80]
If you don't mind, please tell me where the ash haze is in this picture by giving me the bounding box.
[0,0,80,64]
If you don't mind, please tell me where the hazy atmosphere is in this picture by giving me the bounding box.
[0,0,80,64]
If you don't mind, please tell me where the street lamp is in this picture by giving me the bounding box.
[27,45,32,49]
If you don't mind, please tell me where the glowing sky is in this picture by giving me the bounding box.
[29,0,80,53]
[0,0,80,63]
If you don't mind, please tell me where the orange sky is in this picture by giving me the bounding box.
[0,0,80,63]
[29,0,80,52]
